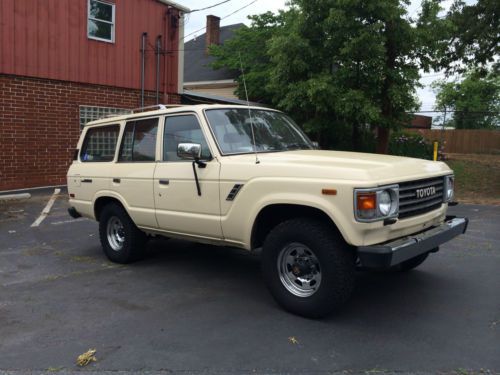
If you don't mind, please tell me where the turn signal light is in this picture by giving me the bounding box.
[357,193,376,210]
[321,189,337,196]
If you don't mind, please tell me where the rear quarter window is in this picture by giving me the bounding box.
[80,125,120,162]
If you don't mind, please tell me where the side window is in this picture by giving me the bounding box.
[163,115,211,162]
[80,125,120,162]
[119,118,158,162]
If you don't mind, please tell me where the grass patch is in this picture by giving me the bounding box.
[445,153,500,205]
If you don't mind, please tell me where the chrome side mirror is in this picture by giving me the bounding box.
[177,143,202,160]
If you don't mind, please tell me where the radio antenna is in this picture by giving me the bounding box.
[239,52,260,164]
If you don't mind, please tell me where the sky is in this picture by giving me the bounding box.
[178,0,459,116]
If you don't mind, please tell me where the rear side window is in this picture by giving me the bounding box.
[80,125,120,162]
[119,118,158,162]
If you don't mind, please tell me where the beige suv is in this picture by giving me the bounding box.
[67,104,468,317]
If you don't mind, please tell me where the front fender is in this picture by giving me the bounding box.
[220,177,355,249]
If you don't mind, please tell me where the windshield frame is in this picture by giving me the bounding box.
[202,107,314,156]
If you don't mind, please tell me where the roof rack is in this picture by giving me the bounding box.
[131,104,184,113]
[103,110,132,119]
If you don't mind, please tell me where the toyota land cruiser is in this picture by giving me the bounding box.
[67,104,468,317]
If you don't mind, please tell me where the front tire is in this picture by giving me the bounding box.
[98,203,147,264]
[262,218,355,318]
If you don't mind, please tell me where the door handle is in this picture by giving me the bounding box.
[113,178,121,184]
[81,179,93,183]
[159,179,169,185]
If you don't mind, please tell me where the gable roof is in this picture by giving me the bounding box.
[184,23,244,83]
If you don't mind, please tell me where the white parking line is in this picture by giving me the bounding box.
[50,218,86,225]
[30,188,61,227]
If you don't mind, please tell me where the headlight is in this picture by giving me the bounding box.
[354,185,399,222]
[444,175,454,202]
[378,190,392,216]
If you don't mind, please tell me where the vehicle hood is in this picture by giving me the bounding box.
[223,150,452,184]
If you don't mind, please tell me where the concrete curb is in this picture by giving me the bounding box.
[0,193,31,202]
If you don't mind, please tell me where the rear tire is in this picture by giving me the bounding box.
[261,218,355,318]
[98,203,147,264]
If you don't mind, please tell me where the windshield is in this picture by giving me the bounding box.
[204,108,314,155]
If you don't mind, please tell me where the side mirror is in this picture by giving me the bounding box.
[177,143,202,160]
[312,141,320,150]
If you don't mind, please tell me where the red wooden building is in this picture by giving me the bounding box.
[0,0,188,191]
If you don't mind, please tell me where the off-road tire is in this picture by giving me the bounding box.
[98,203,147,264]
[262,218,355,318]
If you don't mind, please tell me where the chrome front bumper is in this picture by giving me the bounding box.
[357,216,468,268]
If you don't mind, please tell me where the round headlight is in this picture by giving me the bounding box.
[378,190,392,216]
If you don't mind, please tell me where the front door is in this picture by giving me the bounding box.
[154,114,222,239]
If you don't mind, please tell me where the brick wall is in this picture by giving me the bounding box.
[0,74,180,191]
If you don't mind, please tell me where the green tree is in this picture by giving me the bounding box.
[211,1,445,153]
[268,0,437,153]
[441,0,500,74]
[210,12,286,104]
[433,71,500,129]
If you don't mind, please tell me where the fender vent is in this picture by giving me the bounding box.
[226,184,244,201]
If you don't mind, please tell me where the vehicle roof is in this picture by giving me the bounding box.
[84,104,279,127]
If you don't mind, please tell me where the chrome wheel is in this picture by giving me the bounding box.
[106,216,125,251]
[277,242,322,297]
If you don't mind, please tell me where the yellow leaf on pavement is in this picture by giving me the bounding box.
[76,348,97,367]
[288,336,299,345]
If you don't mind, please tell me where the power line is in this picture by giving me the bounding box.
[221,0,258,20]
[183,26,208,41]
[420,72,447,78]
[409,110,500,114]
[182,0,259,41]
[190,0,232,13]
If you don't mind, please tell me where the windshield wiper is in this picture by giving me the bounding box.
[285,143,306,150]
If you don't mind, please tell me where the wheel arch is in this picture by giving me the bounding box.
[251,203,344,250]
[93,192,129,222]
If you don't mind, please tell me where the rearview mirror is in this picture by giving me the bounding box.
[177,143,202,160]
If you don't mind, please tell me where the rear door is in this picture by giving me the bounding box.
[154,113,222,239]
[111,117,159,228]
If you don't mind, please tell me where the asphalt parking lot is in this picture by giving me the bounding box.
[0,189,499,374]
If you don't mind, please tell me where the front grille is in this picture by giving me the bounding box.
[398,176,445,219]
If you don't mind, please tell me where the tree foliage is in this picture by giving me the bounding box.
[210,12,286,104]
[210,0,497,153]
[267,0,432,153]
[433,71,500,129]
[440,0,500,74]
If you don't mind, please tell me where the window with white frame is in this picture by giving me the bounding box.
[79,106,131,128]
[87,0,115,43]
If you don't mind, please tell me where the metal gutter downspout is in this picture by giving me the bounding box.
[141,32,148,108]
[155,35,162,105]
[162,9,170,104]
